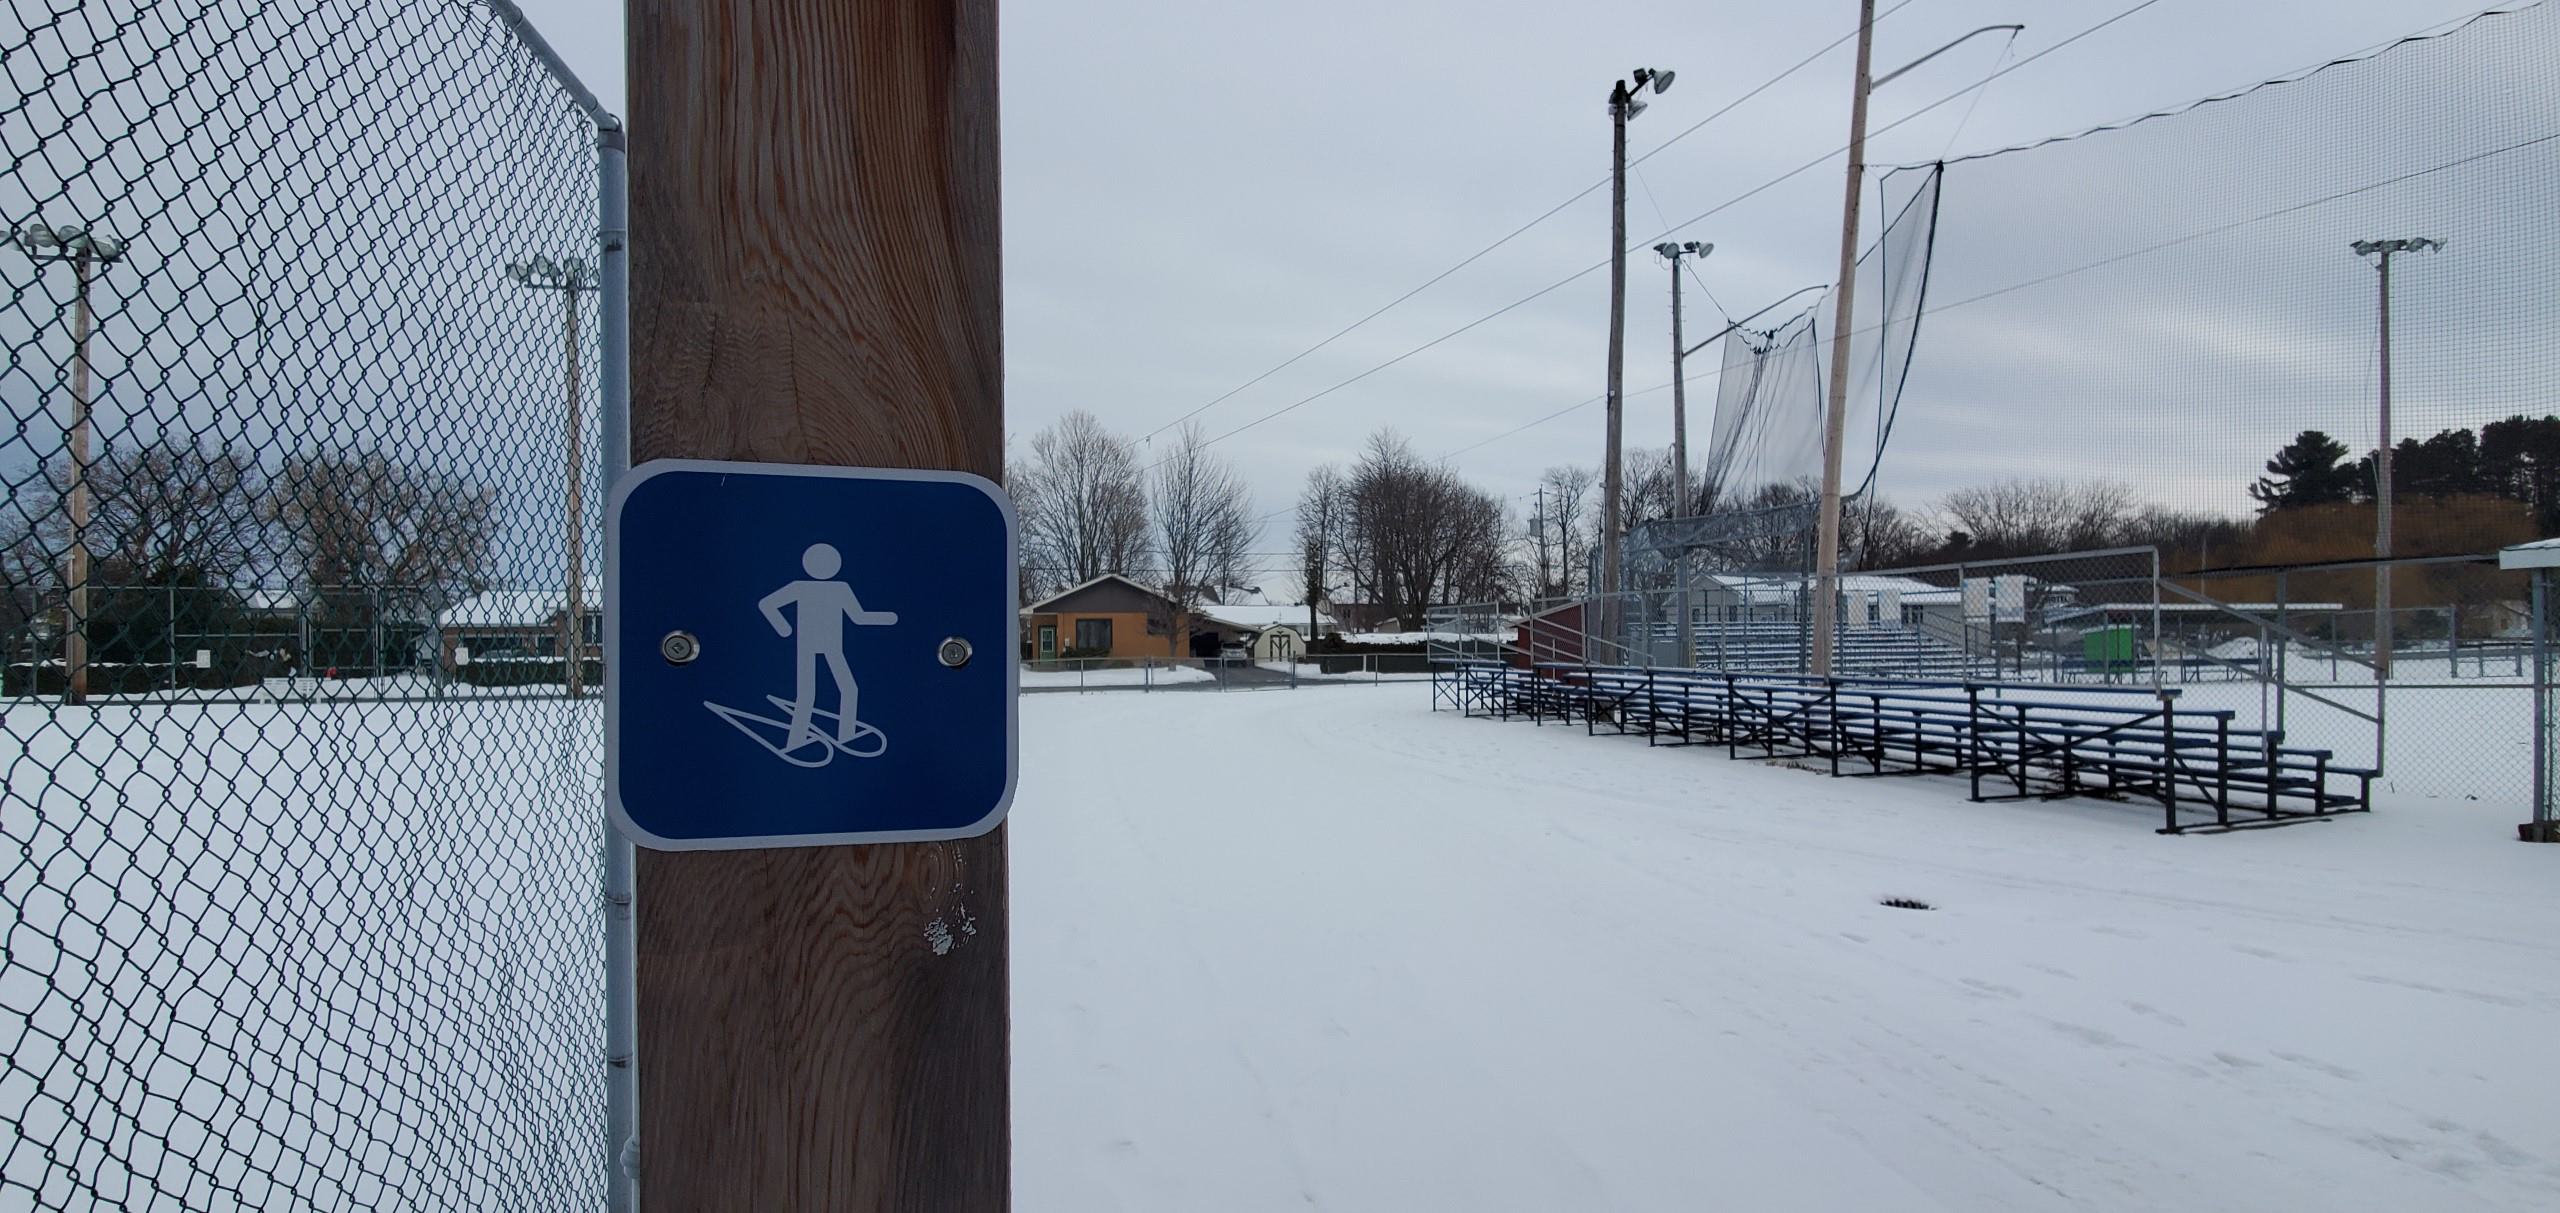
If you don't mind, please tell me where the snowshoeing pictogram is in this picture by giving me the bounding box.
[703,542,898,767]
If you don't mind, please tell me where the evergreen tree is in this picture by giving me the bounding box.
[2249,430,2355,512]
[2480,415,2560,533]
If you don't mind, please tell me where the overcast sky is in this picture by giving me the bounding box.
[515,0,2518,564]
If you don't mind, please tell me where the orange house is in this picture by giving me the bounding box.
[1021,574,1178,660]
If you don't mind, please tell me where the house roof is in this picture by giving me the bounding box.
[1196,603,1333,634]
[1023,572,1170,613]
[1699,573,1964,606]
[2502,537,2560,570]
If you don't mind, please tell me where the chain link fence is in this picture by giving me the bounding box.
[2169,553,2534,808]
[1,2,617,1208]
[1485,539,2527,808]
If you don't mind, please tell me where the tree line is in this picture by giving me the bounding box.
[2,440,498,666]
[1008,411,1261,639]
[2250,417,2560,529]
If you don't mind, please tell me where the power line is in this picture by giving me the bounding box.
[1165,0,2165,472]
[1873,126,2560,337]
[1134,0,1922,444]
[1639,0,2170,248]
[1438,381,1676,464]
[1632,163,1732,325]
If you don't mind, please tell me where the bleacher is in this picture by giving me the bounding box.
[1645,618,1976,678]
[1431,660,2374,834]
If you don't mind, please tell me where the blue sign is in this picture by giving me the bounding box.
[606,459,1018,849]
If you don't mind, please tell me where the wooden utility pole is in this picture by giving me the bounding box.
[2350,235,2443,682]
[64,252,94,705]
[1600,82,1631,617]
[628,2,1008,1208]
[1811,0,1876,679]
[2375,250,2393,681]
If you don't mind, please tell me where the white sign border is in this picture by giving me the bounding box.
[605,457,1021,851]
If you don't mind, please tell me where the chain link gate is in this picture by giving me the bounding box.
[0,2,625,1208]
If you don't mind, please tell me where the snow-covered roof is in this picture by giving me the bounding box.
[1024,573,1167,613]
[439,589,595,629]
[1697,573,1961,606]
[1198,603,1333,634]
[1842,575,1961,603]
[2501,537,2560,570]
[1341,630,1502,645]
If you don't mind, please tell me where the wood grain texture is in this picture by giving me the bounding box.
[628,1,1008,1208]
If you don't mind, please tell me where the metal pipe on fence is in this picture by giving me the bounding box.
[594,116,637,1213]
[2519,568,2539,834]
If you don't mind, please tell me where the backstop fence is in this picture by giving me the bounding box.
[1,3,622,1209]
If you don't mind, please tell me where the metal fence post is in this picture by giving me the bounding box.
[596,116,639,1213]
[2535,569,2549,834]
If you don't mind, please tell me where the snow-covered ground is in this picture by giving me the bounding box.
[76,672,583,701]
[5,687,2554,1209]
[1014,688,2560,1211]
[0,698,602,1210]
[1254,660,1431,682]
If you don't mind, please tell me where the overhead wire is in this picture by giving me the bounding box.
[1846,127,2560,345]
[1166,0,2170,472]
[1632,162,1732,325]
[1931,28,2018,163]
[1134,0,1925,444]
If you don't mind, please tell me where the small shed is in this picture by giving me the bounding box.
[1248,624,1301,664]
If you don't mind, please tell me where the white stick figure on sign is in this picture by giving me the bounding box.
[703,542,898,767]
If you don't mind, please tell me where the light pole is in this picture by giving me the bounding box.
[1656,240,1710,665]
[1602,65,1674,650]
[1810,13,2022,675]
[2351,236,2444,681]
[507,254,597,697]
[1654,241,1714,516]
[12,222,128,705]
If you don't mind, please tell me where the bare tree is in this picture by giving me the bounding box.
[30,440,269,586]
[1842,495,1933,570]
[1536,464,1596,597]
[15,441,278,669]
[1295,464,1344,636]
[1940,477,2136,559]
[1335,431,1510,628]
[2118,505,2250,573]
[1714,479,1819,572]
[268,450,497,608]
[1149,423,1257,655]
[0,512,47,651]
[1016,410,1149,598]
[1614,446,1706,535]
